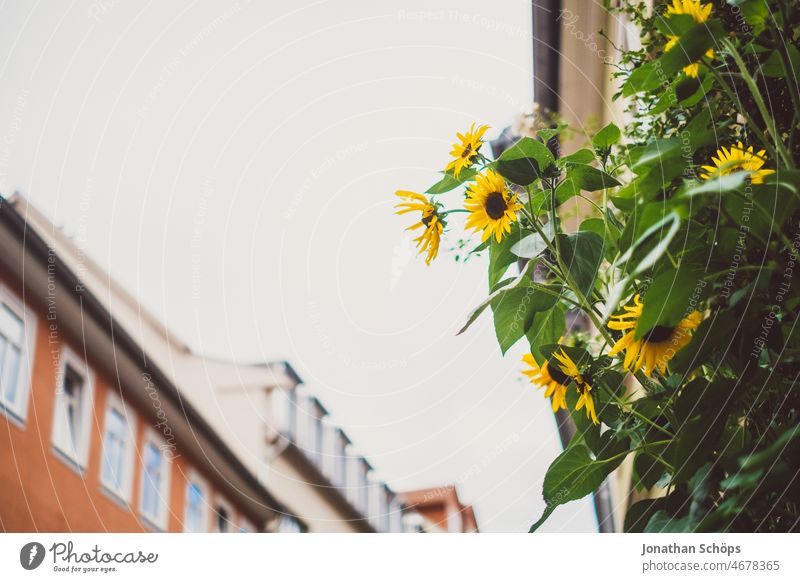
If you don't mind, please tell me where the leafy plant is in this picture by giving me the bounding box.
[395,0,800,532]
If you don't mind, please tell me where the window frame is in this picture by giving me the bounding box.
[51,346,95,469]
[99,393,137,503]
[0,284,37,425]
[183,471,210,533]
[138,429,172,531]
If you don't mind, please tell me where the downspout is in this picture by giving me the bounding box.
[530,0,616,533]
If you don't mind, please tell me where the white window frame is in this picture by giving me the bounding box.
[183,471,210,533]
[139,429,172,530]
[51,346,95,469]
[213,496,235,533]
[99,393,137,503]
[0,284,37,424]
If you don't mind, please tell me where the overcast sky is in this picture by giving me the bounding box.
[0,0,595,532]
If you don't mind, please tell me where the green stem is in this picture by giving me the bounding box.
[597,439,673,467]
[705,62,777,162]
[601,385,675,438]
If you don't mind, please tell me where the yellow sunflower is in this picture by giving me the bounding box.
[665,0,714,77]
[446,123,489,178]
[667,0,712,23]
[552,349,599,425]
[700,142,776,185]
[464,170,523,243]
[607,295,703,377]
[395,191,444,265]
[522,353,569,412]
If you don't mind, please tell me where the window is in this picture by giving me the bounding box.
[345,452,370,513]
[100,396,136,502]
[51,348,94,468]
[0,287,36,423]
[183,475,209,533]
[298,395,326,464]
[139,432,171,529]
[368,480,390,532]
[214,498,234,533]
[271,387,297,440]
[321,422,348,486]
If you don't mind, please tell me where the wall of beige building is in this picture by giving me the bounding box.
[555,0,649,532]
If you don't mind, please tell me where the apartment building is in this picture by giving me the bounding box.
[0,193,443,533]
[0,194,297,533]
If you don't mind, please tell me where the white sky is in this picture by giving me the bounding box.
[0,0,595,532]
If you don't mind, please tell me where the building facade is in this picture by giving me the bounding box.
[1,193,470,533]
[0,195,295,533]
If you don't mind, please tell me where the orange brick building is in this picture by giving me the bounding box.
[0,195,299,533]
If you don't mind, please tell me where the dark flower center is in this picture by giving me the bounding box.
[484,192,507,220]
[461,144,473,158]
[421,214,433,227]
[642,325,675,343]
[547,361,571,385]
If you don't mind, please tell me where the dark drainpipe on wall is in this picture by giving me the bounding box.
[530,0,616,533]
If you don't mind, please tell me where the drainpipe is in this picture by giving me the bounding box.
[531,0,616,533]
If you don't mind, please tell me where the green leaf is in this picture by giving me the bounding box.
[625,499,666,533]
[624,488,690,532]
[739,424,800,472]
[622,20,724,95]
[530,437,630,532]
[525,305,566,362]
[557,231,605,299]
[730,0,770,36]
[561,164,621,192]
[659,19,724,75]
[761,45,800,77]
[592,123,621,149]
[649,74,712,115]
[679,172,748,197]
[635,450,666,490]
[488,223,525,289]
[629,138,680,174]
[456,259,536,336]
[654,12,696,36]
[495,137,556,186]
[510,221,554,259]
[604,210,682,319]
[672,378,738,482]
[670,313,738,374]
[554,179,580,204]
[578,217,605,237]
[635,265,707,339]
[644,510,693,533]
[426,166,478,194]
[491,282,561,354]
[560,148,596,165]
